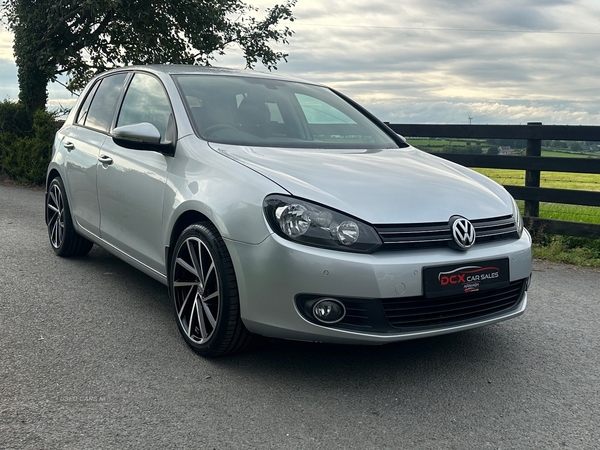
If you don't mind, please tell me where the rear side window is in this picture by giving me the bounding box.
[83,73,128,132]
[75,81,100,126]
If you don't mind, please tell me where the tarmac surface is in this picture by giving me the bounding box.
[1,183,599,449]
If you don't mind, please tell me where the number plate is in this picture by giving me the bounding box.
[423,258,510,298]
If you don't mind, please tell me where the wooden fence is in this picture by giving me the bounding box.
[387,123,600,239]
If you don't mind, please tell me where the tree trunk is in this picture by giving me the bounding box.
[11,0,51,112]
[17,60,49,112]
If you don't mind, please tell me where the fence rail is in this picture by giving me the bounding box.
[388,123,600,239]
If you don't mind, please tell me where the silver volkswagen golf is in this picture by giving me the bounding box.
[46,65,532,356]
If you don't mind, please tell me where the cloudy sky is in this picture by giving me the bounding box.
[2,0,600,124]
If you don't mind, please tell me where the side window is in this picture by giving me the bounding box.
[266,102,284,123]
[294,93,378,145]
[75,81,100,126]
[295,93,356,124]
[117,73,172,139]
[84,73,128,132]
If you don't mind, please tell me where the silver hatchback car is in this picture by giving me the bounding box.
[46,65,532,356]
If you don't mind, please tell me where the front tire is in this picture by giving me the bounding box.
[46,177,93,257]
[170,223,254,357]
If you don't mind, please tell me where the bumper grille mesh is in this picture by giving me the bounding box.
[381,280,526,330]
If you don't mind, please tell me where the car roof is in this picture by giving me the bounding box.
[101,64,321,86]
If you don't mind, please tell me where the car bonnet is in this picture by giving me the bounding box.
[209,143,513,225]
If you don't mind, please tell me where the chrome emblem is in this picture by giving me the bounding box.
[451,217,476,249]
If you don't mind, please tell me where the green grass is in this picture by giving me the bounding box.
[476,167,600,266]
[407,139,486,148]
[538,204,600,224]
[474,168,600,191]
[408,140,600,158]
[474,168,600,225]
[474,168,524,185]
[533,236,600,267]
[541,149,599,158]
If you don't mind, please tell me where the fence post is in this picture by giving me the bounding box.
[525,122,542,218]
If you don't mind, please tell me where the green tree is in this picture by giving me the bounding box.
[569,141,583,152]
[464,145,482,155]
[2,0,296,111]
[0,106,57,184]
[487,146,499,155]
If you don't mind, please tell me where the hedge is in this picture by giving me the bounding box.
[0,100,56,185]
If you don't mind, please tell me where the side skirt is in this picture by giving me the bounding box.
[75,223,168,286]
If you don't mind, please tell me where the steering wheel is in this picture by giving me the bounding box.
[202,124,237,137]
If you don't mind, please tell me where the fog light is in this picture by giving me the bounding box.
[312,298,346,324]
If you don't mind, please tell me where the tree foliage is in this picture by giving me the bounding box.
[0,98,32,135]
[2,0,296,111]
[0,101,57,184]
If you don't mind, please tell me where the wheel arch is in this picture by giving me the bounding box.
[46,168,61,189]
[165,209,214,282]
[164,195,271,282]
[45,169,62,226]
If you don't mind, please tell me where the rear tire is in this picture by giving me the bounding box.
[169,222,254,357]
[46,177,93,257]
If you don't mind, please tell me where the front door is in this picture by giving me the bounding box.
[96,72,174,274]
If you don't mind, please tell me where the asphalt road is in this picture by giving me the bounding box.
[1,183,599,449]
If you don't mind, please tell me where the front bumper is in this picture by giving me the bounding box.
[225,229,532,344]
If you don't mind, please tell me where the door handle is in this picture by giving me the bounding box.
[64,141,75,151]
[98,155,113,165]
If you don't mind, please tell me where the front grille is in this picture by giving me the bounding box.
[374,215,517,251]
[381,280,525,330]
[296,279,526,333]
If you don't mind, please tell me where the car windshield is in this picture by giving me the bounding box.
[173,74,399,149]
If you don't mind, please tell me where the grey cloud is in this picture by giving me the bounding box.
[484,6,559,30]
[0,58,77,106]
[179,0,600,124]
[369,99,600,125]
[0,59,19,100]
[297,0,409,21]
[3,0,600,125]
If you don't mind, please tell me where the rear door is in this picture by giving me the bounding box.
[63,73,128,235]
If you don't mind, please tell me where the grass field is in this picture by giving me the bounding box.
[474,168,600,191]
[541,149,599,158]
[408,139,480,147]
[475,166,600,265]
[407,139,488,149]
[407,139,600,159]
[473,168,600,224]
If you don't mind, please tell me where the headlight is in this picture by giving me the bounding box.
[263,195,382,253]
[511,197,524,237]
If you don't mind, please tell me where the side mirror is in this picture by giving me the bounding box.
[395,132,408,144]
[112,122,174,155]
